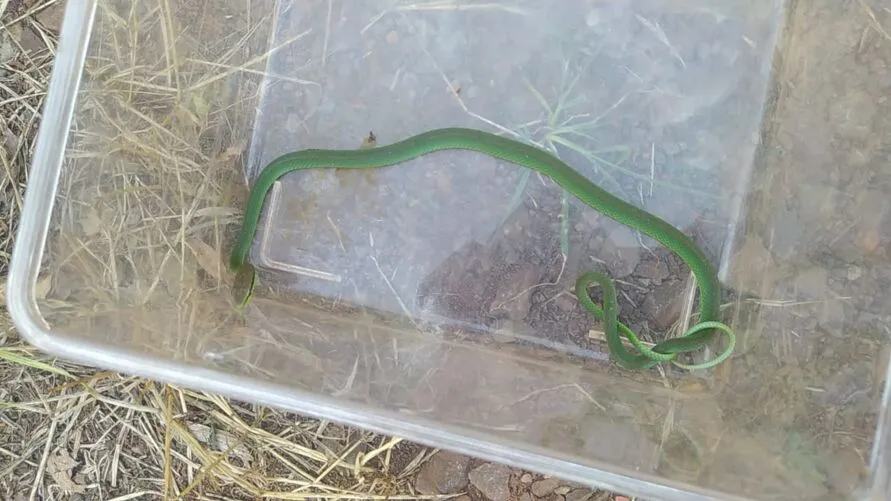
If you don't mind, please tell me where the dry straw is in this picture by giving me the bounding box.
[0,2,447,499]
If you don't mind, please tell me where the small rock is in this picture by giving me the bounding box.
[36,3,65,32]
[415,451,471,494]
[520,473,533,484]
[600,230,641,279]
[635,259,669,284]
[554,485,571,495]
[490,262,539,321]
[566,489,594,501]
[3,128,17,155]
[825,447,866,493]
[519,492,533,501]
[18,25,45,55]
[386,30,399,44]
[531,478,560,497]
[468,463,511,501]
[0,27,19,66]
[607,225,638,247]
[554,293,577,312]
[643,279,687,329]
[847,265,862,281]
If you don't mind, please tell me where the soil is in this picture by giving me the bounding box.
[702,1,891,499]
[414,199,700,361]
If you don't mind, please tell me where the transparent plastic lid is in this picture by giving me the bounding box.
[247,2,762,359]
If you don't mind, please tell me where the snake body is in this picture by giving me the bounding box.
[228,127,734,370]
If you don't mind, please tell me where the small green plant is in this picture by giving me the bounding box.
[503,55,633,258]
[503,51,719,262]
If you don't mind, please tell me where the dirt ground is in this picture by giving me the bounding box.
[2,1,890,500]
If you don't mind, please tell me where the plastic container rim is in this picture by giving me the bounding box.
[5,2,890,500]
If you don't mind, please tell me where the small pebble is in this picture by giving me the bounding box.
[554,293,577,312]
[468,463,511,501]
[414,451,471,494]
[35,2,65,30]
[566,489,594,501]
[847,265,862,281]
[520,473,533,484]
[386,30,399,44]
[532,478,560,497]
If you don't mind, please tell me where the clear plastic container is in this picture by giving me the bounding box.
[9,1,890,500]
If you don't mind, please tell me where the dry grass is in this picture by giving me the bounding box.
[0,2,442,500]
[0,346,438,500]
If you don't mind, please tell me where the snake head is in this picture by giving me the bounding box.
[232,262,258,309]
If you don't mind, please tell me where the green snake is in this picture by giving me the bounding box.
[228,127,735,371]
